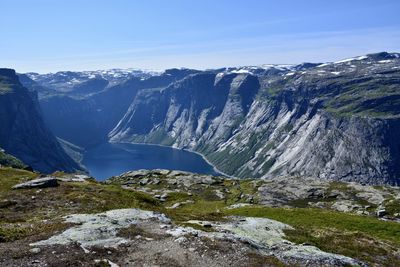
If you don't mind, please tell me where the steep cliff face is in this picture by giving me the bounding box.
[0,69,83,173]
[109,53,400,185]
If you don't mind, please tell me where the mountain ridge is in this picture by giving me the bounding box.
[18,52,400,184]
[108,52,400,185]
[0,68,84,173]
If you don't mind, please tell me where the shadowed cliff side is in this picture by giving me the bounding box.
[0,69,83,173]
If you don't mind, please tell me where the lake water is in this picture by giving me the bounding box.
[82,142,222,180]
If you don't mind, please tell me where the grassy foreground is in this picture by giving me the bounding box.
[1,167,399,265]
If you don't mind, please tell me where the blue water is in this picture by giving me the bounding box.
[82,142,221,180]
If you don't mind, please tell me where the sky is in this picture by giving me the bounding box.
[1,0,399,73]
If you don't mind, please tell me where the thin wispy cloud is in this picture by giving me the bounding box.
[12,26,398,73]
[1,1,399,72]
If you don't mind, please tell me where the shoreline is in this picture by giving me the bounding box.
[111,140,237,179]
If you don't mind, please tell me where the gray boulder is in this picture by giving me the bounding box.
[12,177,58,189]
[376,209,387,217]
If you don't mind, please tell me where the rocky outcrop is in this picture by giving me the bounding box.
[109,53,400,185]
[108,169,400,219]
[31,208,362,266]
[2,168,399,266]
[31,209,170,249]
[0,69,83,173]
[181,217,362,266]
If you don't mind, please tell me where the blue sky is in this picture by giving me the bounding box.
[1,0,399,73]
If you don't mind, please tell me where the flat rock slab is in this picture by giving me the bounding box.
[175,217,364,267]
[31,208,170,250]
[57,174,92,182]
[12,177,58,189]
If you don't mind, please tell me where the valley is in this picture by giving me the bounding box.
[15,52,400,185]
[0,52,399,267]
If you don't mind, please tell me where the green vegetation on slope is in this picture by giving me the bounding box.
[0,76,13,94]
[0,168,38,194]
[0,150,28,170]
[225,206,400,245]
[225,206,400,266]
[323,78,400,118]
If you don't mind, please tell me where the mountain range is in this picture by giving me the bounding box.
[107,52,400,185]
[0,52,399,185]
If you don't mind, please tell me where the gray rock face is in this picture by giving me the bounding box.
[170,216,363,266]
[31,208,170,249]
[0,69,83,173]
[12,177,58,189]
[376,209,387,217]
[109,169,224,188]
[331,200,362,213]
[109,53,400,185]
